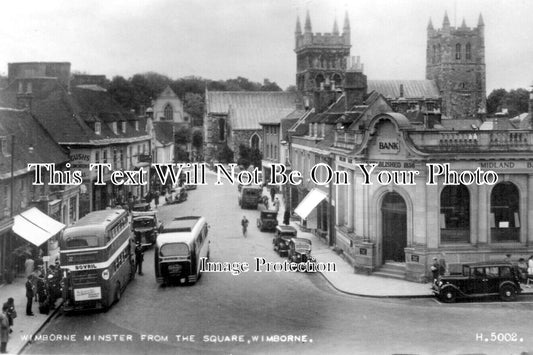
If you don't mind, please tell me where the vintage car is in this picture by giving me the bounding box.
[131,211,162,246]
[165,186,188,204]
[287,237,315,264]
[132,202,151,212]
[273,225,298,256]
[238,185,262,209]
[433,262,521,303]
[256,208,278,232]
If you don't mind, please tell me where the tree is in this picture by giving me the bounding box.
[191,129,203,149]
[260,79,282,91]
[237,144,252,168]
[183,92,204,125]
[486,88,507,114]
[285,85,297,92]
[506,88,529,117]
[217,144,234,163]
[174,126,191,144]
[108,76,135,109]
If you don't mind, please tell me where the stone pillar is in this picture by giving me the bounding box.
[528,175,533,246]
[413,179,426,245]
[426,183,439,249]
[477,184,488,244]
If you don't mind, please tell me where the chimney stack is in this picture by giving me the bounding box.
[344,56,367,110]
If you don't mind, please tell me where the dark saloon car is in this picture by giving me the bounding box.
[132,211,162,246]
[288,237,315,264]
[273,225,297,256]
[433,262,521,303]
[256,208,278,232]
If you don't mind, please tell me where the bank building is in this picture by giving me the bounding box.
[277,11,533,282]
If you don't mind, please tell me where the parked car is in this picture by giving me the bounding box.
[132,211,162,246]
[165,186,188,204]
[132,202,151,212]
[273,225,298,256]
[238,185,262,209]
[256,208,278,232]
[433,262,521,303]
[288,237,315,264]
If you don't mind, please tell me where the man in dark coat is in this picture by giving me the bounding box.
[25,275,34,316]
[135,242,144,276]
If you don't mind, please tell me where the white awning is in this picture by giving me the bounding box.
[294,188,328,220]
[12,207,65,247]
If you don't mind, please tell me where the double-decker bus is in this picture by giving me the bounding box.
[59,209,136,312]
[155,216,210,285]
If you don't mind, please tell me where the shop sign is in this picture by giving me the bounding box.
[377,138,400,154]
[411,255,420,263]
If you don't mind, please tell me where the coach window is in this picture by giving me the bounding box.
[440,185,470,243]
[491,182,520,243]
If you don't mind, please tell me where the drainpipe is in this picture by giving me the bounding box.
[328,153,334,247]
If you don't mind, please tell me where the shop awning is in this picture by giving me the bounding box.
[12,207,65,247]
[294,188,328,220]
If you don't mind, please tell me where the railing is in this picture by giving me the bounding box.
[334,129,362,149]
[408,130,533,152]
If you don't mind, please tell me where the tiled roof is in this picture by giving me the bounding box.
[0,108,68,177]
[368,80,440,99]
[438,118,483,130]
[1,80,150,145]
[206,91,299,130]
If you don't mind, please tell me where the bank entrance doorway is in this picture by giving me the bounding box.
[381,192,407,263]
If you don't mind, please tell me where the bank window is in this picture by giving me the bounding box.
[440,185,470,244]
[490,182,520,243]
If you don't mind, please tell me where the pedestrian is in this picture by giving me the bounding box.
[283,208,291,225]
[0,305,9,354]
[438,252,447,276]
[25,275,34,316]
[528,255,533,277]
[273,197,280,212]
[518,258,528,283]
[430,257,440,285]
[135,242,144,276]
[24,256,34,278]
[154,190,160,208]
[270,187,276,202]
[241,216,249,238]
[2,299,15,334]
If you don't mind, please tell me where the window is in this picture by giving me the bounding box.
[164,104,173,121]
[103,150,108,164]
[491,182,520,242]
[432,45,436,64]
[455,43,461,60]
[251,134,260,150]
[113,149,118,168]
[466,43,472,60]
[121,121,126,133]
[218,118,225,141]
[112,122,118,134]
[440,185,470,243]
[95,151,100,163]
[95,122,101,135]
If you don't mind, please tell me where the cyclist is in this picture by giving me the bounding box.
[241,216,249,238]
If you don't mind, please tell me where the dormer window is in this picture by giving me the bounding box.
[112,122,118,135]
[121,121,126,133]
[135,121,139,131]
[95,122,101,135]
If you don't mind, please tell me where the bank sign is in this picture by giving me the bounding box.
[377,138,400,154]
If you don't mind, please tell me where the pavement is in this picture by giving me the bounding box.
[1,180,532,354]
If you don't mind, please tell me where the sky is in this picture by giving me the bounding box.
[1,0,532,93]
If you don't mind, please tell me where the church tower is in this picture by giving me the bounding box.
[426,12,486,119]
[295,11,351,105]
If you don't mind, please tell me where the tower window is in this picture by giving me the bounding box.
[455,43,461,60]
[466,43,472,60]
[432,45,436,64]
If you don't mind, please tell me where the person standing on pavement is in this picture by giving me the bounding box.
[154,190,160,208]
[0,305,9,354]
[270,187,276,202]
[135,242,144,276]
[2,298,15,334]
[241,216,249,238]
[273,197,280,212]
[24,256,34,278]
[25,275,34,316]
[430,257,440,285]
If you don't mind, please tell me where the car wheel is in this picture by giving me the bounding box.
[440,288,456,303]
[499,284,517,302]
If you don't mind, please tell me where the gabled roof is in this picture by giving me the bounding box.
[368,80,440,99]
[206,91,299,130]
[0,107,68,178]
[157,85,179,99]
